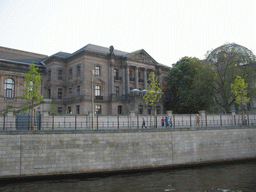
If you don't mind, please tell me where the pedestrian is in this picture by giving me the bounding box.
[169,117,172,128]
[142,118,147,129]
[196,114,200,127]
[165,117,169,128]
[161,117,165,127]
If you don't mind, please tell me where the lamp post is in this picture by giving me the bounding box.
[91,69,94,130]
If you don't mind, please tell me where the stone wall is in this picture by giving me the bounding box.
[0,128,256,178]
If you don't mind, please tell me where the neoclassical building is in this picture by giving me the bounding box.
[0,44,170,115]
[0,46,46,112]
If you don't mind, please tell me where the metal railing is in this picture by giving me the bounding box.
[1,114,256,131]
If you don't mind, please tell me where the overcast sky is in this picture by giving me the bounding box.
[0,0,255,67]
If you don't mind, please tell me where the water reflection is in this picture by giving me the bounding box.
[1,162,256,192]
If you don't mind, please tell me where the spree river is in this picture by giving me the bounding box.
[1,161,256,192]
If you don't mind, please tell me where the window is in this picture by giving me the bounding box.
[77,65,81,76]
[68,88,72,98]
[76,105,80,115]
[58,107,62,114]
[58,69,63,80]
[114,86,119,97]
[114,69,119,77]
[48,89,51,98]
[118,106,122,115]
[48,70,51,80]
[157,106,161,114]
[68,106,71,114]
[69,68,72,79]
[58,88,63,99]
[95,85,101,96]
[77,85,80,96]
[95,66,100,76]
[95,105,102,114]
[148,106,152,115]
[139,105,143,114]
[5,78,15,98]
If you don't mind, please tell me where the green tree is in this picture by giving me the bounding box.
[207,43,256,113]
[231,76,250,115]
[165,57,215,114]
[48,102,57,115]
[143,72,162,127]
[21,62,43,129]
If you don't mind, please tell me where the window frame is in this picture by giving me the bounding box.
[4,78,15,98]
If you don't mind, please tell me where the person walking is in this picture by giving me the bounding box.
[196,114,200,127]
[161,117,165,127]
[169,117,172,128]
[142,118,147,129]
[165,117,169,128]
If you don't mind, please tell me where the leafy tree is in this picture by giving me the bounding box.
[207,43,256,113]
[143,72,162,127]
[21,62,43,129]
[165,57,215,114]
[48,102,57,115]
[231,76,250,115]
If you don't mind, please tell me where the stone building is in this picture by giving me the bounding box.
[0,44,170,115]
[0,46,46,112]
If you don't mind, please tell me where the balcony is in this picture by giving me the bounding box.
[95,96,103,100]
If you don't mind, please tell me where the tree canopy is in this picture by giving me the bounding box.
[206,43,256,112]
[165,57,215,114]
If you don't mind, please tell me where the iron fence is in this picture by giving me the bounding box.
[0,114,256,131]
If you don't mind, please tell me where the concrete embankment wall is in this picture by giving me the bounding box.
[1,127,256,178]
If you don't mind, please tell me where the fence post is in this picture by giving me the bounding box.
[97,115,99,130]
[3,114,5,131]
[137,116,139,129]
[190,115,191,127]
[52,115,54,130]
[206,115,207,127]
[247,114,249,126]
[156,116,157,128]
[118,116,119,129]
[75,115,77,130]
[173,115,175,128]
[220,115,222,126]
[234,115,236,126]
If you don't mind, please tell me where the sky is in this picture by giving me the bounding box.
[0,0,255,67]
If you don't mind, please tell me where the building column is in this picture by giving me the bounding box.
[135,66,138,89]
[126,65,130,94]
[109,62,114,98]
[143,68,147,90]
[122,65,126,95]
[0,75,4,97]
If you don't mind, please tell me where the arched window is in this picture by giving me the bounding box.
[5,78,15,98]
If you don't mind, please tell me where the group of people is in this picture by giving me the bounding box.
[161,117,172,128]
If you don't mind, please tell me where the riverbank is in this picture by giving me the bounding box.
[1,127,256,178]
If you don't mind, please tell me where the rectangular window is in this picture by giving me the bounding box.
[95,66,100,76]
[114,69,118,77]
[48,70,51,80]
[48,89,51,98]
[157,106,160,114]
[57,107,62,114]
[58,69,62,80]
[95,105,101,114]
[68,88,72,98]
[95,85,101,96]
[148,106,152,115]
[118,106,122,115]
[76,105,80,115]
[58,88,63,99]
[77,85,80,96]
[69,68,72,79]
[139,105,143,114]
[115,86,119,97]
[68,106,71,114]
[77,65,80,76]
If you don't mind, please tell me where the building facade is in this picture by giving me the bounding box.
[0,44,170,115]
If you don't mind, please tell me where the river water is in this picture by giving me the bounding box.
[1,161,256,192]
